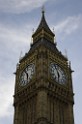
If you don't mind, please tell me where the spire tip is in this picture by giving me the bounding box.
[42,5,45,14]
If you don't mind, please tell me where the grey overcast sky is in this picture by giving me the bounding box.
[0,0,82,124]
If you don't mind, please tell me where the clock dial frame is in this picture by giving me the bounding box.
[20,64,35,86]
[50,63,67,84]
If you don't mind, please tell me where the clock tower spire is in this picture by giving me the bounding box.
[32,8,55,44]
[13,9,75,124]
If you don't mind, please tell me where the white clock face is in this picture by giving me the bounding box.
[50,63,67,84]
[20,64,35,86]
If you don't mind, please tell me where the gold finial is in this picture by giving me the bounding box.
[32,28,34,34]
[68,61,71,69]
[65,49,68,59]
[19,51,23,61]
[30,37,33,47]
[53,27,55,33]
[42,5,45,14]
[53,28,56,44]
[31,28,34,47]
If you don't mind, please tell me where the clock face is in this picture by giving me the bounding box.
[20,64,35,86]
[50,63,67,84]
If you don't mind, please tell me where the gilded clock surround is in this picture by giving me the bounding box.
[19,63,35,86]
[13,9,75,124]
[49,62,67,84]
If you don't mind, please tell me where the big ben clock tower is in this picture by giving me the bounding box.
[13,9,75,124]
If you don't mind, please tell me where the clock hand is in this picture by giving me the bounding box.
[25,70,28,80]
[55,66,60,82]
[57,71,60,82]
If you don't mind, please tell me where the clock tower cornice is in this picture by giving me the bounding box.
[19,39,67,64]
